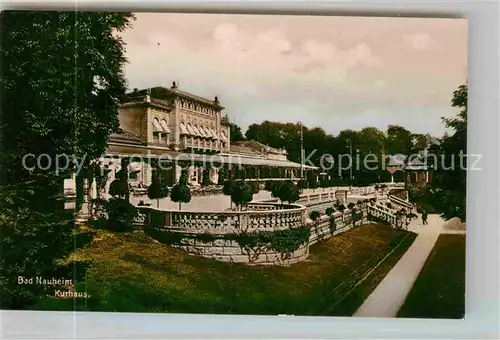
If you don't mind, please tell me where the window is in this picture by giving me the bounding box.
[129,172,138,180]
[153,132,160,143]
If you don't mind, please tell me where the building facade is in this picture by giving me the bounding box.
[74,83,316,198]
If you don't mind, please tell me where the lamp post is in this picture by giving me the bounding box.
[346,138,353,187]
[299,121,304,179]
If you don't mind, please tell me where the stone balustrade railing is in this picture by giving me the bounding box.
[388,194,414,211]
[367,204,398,226]
[372,202,397,216]
[308,208,368,246]
[135,202,307,235]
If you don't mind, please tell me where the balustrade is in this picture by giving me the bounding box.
[136,203,306,234]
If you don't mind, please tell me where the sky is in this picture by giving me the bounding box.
[120,13,467,138]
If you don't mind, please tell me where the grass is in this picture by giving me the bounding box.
[34,223,416,316]
[398,234,466,319]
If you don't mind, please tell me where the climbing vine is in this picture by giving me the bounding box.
[145,225,312,258]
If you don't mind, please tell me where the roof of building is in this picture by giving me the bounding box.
[126,85,224,109]
[231,140,287,155]
[109,128,144,146]
[425,134,441,146]
[105,148,317,170]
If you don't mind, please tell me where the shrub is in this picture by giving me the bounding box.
[264,180,274,192]
[90,198,107,220]
[108,178,128,198]
[231,180,253,211]
[147,169,169,208]
[347,202,355,210]
[249,181,260,194]
[277,180,300,205]
[223,180,235,209]
[171,170,191,210]
[297,179,307,191]
[104,197,138,232]
[329,215,337,233]
[217,168,226,185]
[320,179,329,188]
[309,210,321,222]
[325,207,334,216]
[202,168,212,186]
[271,181,282,199]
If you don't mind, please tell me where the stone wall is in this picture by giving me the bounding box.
[150,230,309,266]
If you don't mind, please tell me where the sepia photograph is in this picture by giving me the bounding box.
[1,11,467,319]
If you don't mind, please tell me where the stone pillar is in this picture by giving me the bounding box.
[174,99,181,150]
[174,164,182,183]
[76,178,91,223]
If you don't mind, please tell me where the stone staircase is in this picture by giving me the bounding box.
[366,193,416,229]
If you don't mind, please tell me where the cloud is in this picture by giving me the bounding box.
[403,33,443,51]
[121,14,467,138]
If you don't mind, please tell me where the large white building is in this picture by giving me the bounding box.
[66,83,316,199]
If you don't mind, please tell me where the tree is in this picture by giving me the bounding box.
[108,168,128,198]
[229,123,245,142]
[147,169,169,208]
[0,11,135,309]
[170,169,191,211]
[222,179,235,209]
[426,82,467,222]
[231,180,253,211]
[277,180,300,205]
[201,167,212,186]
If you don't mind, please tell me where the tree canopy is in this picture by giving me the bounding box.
[426,82,467,222]
[0,11,135,309]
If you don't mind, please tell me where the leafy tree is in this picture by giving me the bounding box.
[249,181,261,194]
[386,125,413,156]
[222,179,235,209]
[0,11,134,309]
[104,197,138,232]
[426,82,467,222]
[231,180,253,211]
[277,180,300,205]
[229,123,245,142]
[201,167,212,186]
[271,181,282,199]
[170,169,191,210]
[147,169,169,208]
[109,167,129,198]
[325,207,334,216]
[217,168,226,185]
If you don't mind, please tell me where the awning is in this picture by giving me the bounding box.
[211,128,218,139]
[152,118,162,133]
[192,125,202,137]
[160,120,171,134]
[180,122,189,135]
[197,125,207,138]
[220,132,228,142]
[186,123,196,135]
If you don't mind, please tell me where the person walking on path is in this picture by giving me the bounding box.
[422,209,428,225]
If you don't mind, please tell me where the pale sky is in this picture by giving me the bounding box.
[121,13,467,138]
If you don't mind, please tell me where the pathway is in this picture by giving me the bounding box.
[353,214,445,318]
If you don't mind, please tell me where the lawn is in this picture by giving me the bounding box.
[397,234,466,319]
[35,223,416,316]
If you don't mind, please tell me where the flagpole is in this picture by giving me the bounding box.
[156,41,160,81]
